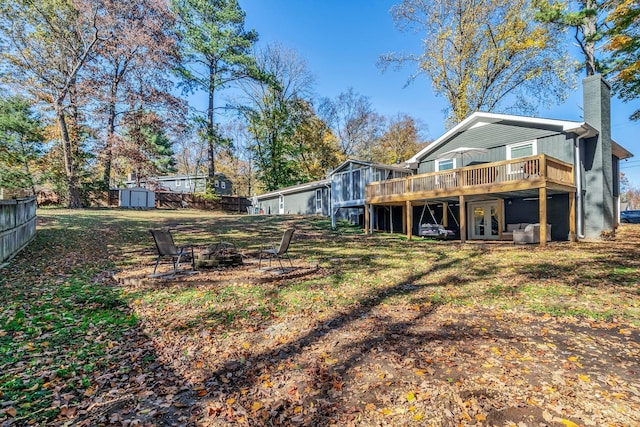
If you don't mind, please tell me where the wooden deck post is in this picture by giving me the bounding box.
[442,202,448,227]
[568,192,576,242]
[459,195,466,243]
[539,187,547,246]
[406,200,413,240]
[364,204,370,235]
[390,206,394,234]
[402,204,406,234]
[497,198,503,241]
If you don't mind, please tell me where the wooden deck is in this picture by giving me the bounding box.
[364,155,576,246]
[366,154,574,204]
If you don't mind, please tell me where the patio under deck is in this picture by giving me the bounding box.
[364,154,577,246]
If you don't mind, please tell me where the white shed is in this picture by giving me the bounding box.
[119,187,155,208]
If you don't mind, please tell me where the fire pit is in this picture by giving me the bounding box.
[195,242,243,268]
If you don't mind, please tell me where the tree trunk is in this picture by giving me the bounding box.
[583,0,597,76]
[207,63,216,179]
[103,95,117,188]
[55,103,82,208]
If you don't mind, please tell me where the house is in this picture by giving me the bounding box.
[364,75,633,244]
[254,179,331,216]
[124,173,232,195]
[329,159,412,228]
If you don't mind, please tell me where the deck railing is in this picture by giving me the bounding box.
[366,154,574,201]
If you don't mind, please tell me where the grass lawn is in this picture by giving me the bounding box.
[1,208,639,426]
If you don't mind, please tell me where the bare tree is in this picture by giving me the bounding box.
[318,88,384,160]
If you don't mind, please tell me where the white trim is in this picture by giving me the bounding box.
[315,189,322,213]
[278,195,285,214]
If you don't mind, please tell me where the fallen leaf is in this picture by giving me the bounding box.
[578,374,590,382]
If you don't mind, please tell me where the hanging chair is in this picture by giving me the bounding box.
[418,202,455,239]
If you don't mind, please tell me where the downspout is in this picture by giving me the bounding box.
[325,182,332,220]
[575,133,587,239]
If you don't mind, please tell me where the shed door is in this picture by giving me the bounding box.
[131,191,146,207]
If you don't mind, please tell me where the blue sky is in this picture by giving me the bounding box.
[228,0,640,185]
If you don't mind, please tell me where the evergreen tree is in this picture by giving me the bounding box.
[0,96,44,193]
[171,0,258,181]
[534,0,608,76]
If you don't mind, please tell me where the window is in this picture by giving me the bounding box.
[221,181,226,189]
[185,180,191,189]
[507,140,537,174]
[278,195,284,213]
[507,140,537,160]
[316,189,322,212]
[175,180,181,187]
[436,158,455,171]
[352,169,362,200]
[214,180,219,188]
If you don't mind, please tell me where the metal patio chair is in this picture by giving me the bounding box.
[149,229,195,275]
[258,228,295,270]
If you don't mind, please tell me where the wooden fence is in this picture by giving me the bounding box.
[1,196,37,266]
[108,190,251,212]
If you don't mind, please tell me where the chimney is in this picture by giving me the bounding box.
[581,75,614,238]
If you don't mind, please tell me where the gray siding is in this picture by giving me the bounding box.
[257,186,330,216]
[418,122,572,173]
[126,175,233,195]
[258,197,279,215]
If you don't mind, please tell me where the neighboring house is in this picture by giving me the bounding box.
[124,173,232,195]
[365,75,633,244]
[329,159,412,228]
[254,179,331,216]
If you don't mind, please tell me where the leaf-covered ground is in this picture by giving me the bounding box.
[1,208,639,426]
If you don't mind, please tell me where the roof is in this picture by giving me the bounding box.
[404,111,628,166]
[128,174,223,182]
[330,158,410,176]
[255,179,330,200]
[124,174,229,186]
[613,142,633,160]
